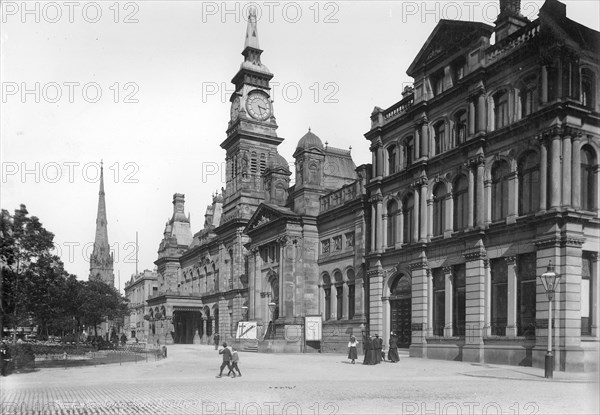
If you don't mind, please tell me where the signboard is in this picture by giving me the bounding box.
[236,321,258,340]
[305,316,322,341]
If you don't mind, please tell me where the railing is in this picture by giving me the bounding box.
[486,21,540,64]
[383,94,414,121]
[320,180,363,212]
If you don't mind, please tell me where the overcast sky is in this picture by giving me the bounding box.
[2,1,598,292]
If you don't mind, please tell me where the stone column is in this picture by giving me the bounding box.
[468,100,476,136]
[368,268,385,337]
[444,193,453,237]
[506,257,518,337]
[342,283,349,320]
[420,181,428,242]
[562,134,572,207]
[477,93,487,133]
[201,317,208,344]
[591,254,599,338]
[467,165,475,228]
[550,132,562,208]
[382,215,388,248]
[426,270,433,337]
[414,127,421,160]
[331,284,338,320]
[426,198,433,240]
[483,259,491,337]
[409,259,429,358]
[444,267,454,337]
[463,246,487,363]
[420,122,429,159]
[571,135,582,209]
[376,196,383,252]
[354,277,365,318]
[541,65,548,104]
[397,210,404,247]
[476,158,485,228]
[539,139,548,211]
[413,187,420,243]
[507,171,518,224]
[371,203,376,252]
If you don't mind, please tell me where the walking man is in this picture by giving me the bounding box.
[214,332,220,350]
[227,347,242,377]
[216,342,232,378]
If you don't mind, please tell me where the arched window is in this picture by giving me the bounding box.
[453,175,468,231]
[581,68,596,108]
[432,183,446,236]
[322,274,331,321]
[434,121,445,155]
[494,90,509,129]
[454,110,467,145]
[387,145,397,175]
[387,200,398,247]
[402,194,414,243]
[518,152,540,215]
[521,76,537,117]
[581,145,597,211]
[347,269,356,320]
[404,136,414,167]
[491,160,511,221]
[334,271,343,320]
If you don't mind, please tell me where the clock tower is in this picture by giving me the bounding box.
[221,7,284,220]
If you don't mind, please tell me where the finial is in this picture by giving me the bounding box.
[101,159,104,169]
[308,127,311,132]
[349,146,352,152]
[325,141,329,148]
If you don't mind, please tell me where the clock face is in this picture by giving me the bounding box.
[246,92,271,121]
[230,97,240,120]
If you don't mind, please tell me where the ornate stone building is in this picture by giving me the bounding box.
[124,269,158,342]
[145,9,369,353]
[365,0,599,371]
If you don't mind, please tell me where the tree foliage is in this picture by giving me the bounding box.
[1,205,128,340]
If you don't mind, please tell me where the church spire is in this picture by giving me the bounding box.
[90,160,115,286]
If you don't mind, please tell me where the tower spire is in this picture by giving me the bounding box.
[90,160,115,286]
[244,7,260,50]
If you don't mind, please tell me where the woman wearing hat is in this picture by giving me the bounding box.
[388,331,399,363]
[347,335,359,364]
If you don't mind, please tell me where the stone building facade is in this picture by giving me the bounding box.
[365,0,599,371]
[144,9,369,353]
[124,269,158,342]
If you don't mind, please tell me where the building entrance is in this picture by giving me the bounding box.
[173,310,203,344]
[389,274,412,348]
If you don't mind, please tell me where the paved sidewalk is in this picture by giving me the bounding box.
[1,344,598,414]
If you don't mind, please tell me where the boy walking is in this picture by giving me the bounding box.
[216,342,232,378]
[227,347,242,377]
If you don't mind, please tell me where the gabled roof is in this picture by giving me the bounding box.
[407,20,494,77]
[244,203,299,234]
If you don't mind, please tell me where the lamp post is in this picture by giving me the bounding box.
[268,302,276,320]
[538,261,561,379]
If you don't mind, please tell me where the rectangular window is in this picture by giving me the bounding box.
[582,253,593,335]
[491,258,508,336]
[336,285,343,320]
[348,284,355,320]
[432,268,445,336]
[517,253,536,337]
[453,264,466,337]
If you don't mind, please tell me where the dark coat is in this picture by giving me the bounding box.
[219,347,232,362]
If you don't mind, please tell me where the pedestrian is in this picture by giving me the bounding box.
[363,336,377,365]
[388,331,399,363]
[216,342,232,378]
[347,335,359,364]
[374,334,383,364]
[0,342,11,376]
[227,347,242,377]
[214,332,220,350]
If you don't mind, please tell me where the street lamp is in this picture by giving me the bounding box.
[538,260,561,379]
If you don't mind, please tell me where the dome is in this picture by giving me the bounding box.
[296,129,324,151]
[268,152,290,172]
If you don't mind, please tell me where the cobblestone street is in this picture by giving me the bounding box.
[1,345,598,414]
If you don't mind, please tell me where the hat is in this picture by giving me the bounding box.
[375,334,379,337]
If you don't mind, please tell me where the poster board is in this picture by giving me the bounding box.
[236,321,258,340]
[304,316,322,341]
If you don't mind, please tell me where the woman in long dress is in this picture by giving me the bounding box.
[388,332,400,363]
[347,335,359,364]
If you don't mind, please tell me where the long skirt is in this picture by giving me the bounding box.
[375,349,382,364]
[388,347,400,362]
[348,346,358,360]
[363,349,377,365]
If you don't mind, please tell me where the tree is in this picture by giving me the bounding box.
[80,280,129,337]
